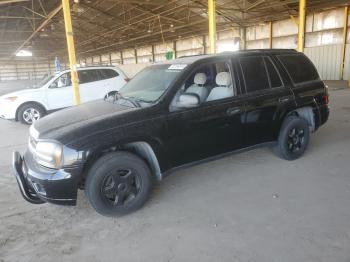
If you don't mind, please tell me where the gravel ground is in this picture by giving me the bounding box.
[0,85,349,262]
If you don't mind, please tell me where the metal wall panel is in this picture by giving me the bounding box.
[246,39,269,49]
[304,44,342,80]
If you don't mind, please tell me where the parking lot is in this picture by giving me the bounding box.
[1,83,349,262]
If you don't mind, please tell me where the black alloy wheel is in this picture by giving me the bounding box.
[101,168,141,206]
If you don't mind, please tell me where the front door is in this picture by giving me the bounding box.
[165,59,246,168]
[46,72,73,110]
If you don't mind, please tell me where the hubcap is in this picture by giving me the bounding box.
[287,127,305,153]
[101,169,140,206]
[23,108,40,124]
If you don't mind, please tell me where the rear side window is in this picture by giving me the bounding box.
[264,57,283,88]
[240,56,269,92]
[278,54,319,84]
[99,69,119,80]
[79,69,101,84]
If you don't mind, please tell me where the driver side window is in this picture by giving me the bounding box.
[51,73,71,88]
[170,60,235,110]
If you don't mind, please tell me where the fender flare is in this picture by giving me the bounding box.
[123,141,162,180]
[285,102,318,132]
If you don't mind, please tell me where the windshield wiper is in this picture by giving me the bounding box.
[126,96,154,105]
[109,91,140,107]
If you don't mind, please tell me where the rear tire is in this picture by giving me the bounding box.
[275,116,310,160]
[17,103,46,125]
[85,151,152,216]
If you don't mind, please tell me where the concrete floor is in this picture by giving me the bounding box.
[0,84,350,262]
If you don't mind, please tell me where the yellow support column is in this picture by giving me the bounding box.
[208,0,216,54]
[62,0,80,105]
[340,6,349,81]
[298,0,306,52]
[269,21,273,49]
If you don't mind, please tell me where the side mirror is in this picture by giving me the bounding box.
[49,82,58,89]
[176,93,200,108]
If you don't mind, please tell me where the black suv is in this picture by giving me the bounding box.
[13,50,329,216]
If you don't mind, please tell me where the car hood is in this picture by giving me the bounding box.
[32,100,141,144]
[0,89,40,99]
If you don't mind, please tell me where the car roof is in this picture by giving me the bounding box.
[155,49,298,65]
[60,65,119,73]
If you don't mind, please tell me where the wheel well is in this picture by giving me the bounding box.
[286,106,316,132]
[15,101,47,120]
[80,141,162,188]
[123,142,162,180]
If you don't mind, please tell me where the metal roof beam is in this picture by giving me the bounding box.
[12,4,62,57]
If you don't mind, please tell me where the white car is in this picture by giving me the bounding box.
[0,66,128,124]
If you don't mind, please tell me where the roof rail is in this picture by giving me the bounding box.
[76,64,116,68]
[238,49,297,53]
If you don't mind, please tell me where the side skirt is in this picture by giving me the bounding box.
[162,141,277,178]
[47,107,67,114]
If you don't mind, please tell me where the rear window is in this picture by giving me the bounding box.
[264,57,283,88]
[278,54,319,84]
[78,69,101,84]
[99,69,119,80]
[240,56,269,93]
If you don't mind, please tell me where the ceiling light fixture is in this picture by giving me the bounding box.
[147,23,152,33]
[16,50,32,57]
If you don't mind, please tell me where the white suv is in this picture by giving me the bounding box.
[0,66,128,124]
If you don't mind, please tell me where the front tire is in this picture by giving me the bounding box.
[275,116,310,160]
[85,152,152,216]
[17,103,46,125]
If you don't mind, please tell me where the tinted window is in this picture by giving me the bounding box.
[99,69,119,80]
[278,54,319,84]
[240,56,269,92]
[79,69,101,84]
[264,57,283,88]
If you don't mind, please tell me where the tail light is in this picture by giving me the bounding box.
[322,94,329,105]
[322,84,329,104]
[124,77,130,82]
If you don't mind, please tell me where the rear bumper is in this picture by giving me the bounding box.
[12,151,82,206]
[318,104,329,127]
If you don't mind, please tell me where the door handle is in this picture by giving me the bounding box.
[226,107,241,116]
[279,97,290,103]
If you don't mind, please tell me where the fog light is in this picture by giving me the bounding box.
[31,181,46,196]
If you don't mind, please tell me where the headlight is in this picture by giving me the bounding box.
[4,96,18,102]
[32,141,63,169]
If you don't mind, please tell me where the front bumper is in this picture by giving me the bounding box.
[13,151,45,204]
[12,151,82,206]
[0,101,17,120]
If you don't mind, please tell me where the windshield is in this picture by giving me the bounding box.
[119,64,184,102]
[32,74,56,88]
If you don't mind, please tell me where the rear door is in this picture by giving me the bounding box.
[78,69,102,103]
[100,68,127,92]
[238,55,295,145]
